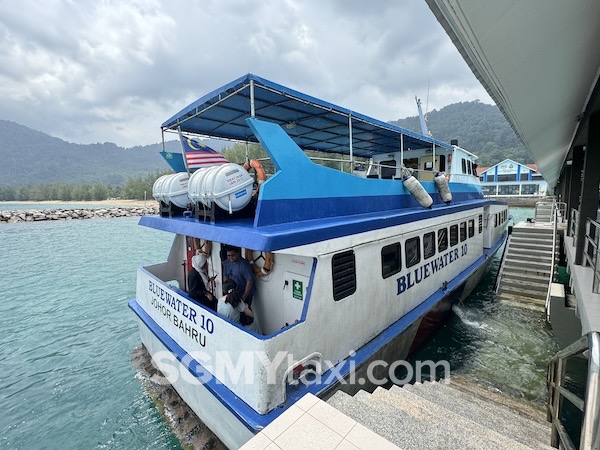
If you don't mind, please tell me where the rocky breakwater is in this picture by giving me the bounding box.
[0,205,159,223]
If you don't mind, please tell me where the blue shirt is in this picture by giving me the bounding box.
[223,257,256,298]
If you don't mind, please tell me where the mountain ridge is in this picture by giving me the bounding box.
[0,101,530,186]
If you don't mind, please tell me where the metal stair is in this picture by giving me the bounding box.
[495,224,557,309]
[327,380,553,449]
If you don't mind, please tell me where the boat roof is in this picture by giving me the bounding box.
[161,73,454,158]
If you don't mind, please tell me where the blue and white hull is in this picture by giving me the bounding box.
[130,74,509,449]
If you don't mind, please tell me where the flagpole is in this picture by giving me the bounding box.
[178,127,191,174]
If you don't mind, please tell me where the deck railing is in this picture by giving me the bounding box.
[569,207,600,293]
[545,204,560,319]
[583,219,600,294]
[547,331,600,449]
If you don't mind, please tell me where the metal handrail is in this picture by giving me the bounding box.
[547,331,600,449]
[583,219,600,294]
[545,204,559,320]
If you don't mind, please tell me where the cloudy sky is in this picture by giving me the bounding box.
[0,0,492,148]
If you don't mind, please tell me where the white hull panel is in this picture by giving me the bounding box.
[136,320,254,450]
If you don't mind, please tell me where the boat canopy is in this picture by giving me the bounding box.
[161,73,454,158]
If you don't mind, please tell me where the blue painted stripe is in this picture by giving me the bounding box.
[131,231,506,433]
[140,199,497,252]
[255,191,481,226]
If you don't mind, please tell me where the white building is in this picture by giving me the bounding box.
[477,159,548,197]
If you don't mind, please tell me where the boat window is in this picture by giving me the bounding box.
[460,222,467,242]
[468,219,475,238]
[439,155,446,172]
[403,158,419,171]
[423,232,435,260]
[494,214,498,227]
[478,215,483,234]
[380,160,396,179]
[332,251,356,301]
[467,160,472,175]
[461,159,467,174]
[438,228,448,252]
[405,237,421,268]
[381,243,401,279]
[450,224,458,247]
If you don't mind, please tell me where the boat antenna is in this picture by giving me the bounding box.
[415,79,432,137]
[425,79,430,122]
[415,96,431,137]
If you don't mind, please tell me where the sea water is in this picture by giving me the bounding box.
[405,207,559,405]
[0,206,558,449]
[0,216,179,449]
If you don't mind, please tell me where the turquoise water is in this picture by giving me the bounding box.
[0,206,556,448]
[0,217,179,449]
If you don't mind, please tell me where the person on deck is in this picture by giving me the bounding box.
[223,245,256,314]
[217,280,261,334]
[188,251,215,311]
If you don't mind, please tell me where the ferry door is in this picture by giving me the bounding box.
[418,155,439,181]
[283,271,308,326]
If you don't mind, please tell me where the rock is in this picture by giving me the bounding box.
[0,205,159,224]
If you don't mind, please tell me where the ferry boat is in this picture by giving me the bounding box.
[129,74,508,449]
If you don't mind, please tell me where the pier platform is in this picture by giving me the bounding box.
[242,380,551,450]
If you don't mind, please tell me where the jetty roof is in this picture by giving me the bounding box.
[426,0,600,189]
[161,73,454,158]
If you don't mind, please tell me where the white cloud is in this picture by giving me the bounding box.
[0,0,492,147]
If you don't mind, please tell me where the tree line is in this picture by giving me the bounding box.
[0,143,372,202]
[0,171,170,202]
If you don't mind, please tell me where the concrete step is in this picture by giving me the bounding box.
[399,382,551,449]
[502,267,552,280]
[509,236,554,246]
[328,389,448,449]
[348,388,537,450]
[496,293,547,310]
[506,246,554,258]
[506,251,554,263]
[504,258,552,271]
[501,269,551,283]
[502,268,552,280]
[498,284,547,300]
[500,277,549,293]
[507,244,555,253]
[512,227,554,236]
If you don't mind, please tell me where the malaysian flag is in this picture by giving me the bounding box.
[179,130,228,172]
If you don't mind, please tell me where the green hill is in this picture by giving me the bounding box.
[0,120,227,186]
[391,100,532,167]
[0,101,530,188]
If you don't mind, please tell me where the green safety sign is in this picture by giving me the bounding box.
[292,280,303,300]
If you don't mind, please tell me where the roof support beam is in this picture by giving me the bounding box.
[575,113,600,265]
